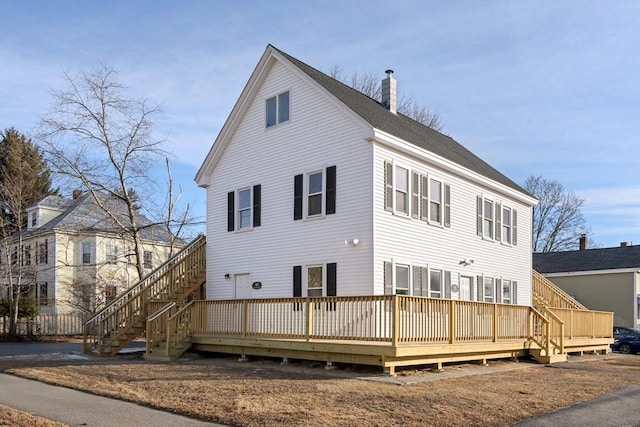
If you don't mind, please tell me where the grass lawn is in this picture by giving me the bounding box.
[1,352,639,426]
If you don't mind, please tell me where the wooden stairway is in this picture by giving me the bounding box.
[83,235,206,356]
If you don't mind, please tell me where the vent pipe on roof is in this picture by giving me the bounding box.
[381,69,397,114]
[579,234,588,250]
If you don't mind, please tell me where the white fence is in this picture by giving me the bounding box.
[1,313,85,336]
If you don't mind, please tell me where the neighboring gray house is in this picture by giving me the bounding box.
[0,191,178,315]
[534,242,640,329]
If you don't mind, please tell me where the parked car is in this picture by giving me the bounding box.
[613,326,640,340]
[612,336,640,354]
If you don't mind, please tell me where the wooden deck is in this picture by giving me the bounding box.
[146,295,613,374]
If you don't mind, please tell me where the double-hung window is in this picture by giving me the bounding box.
[37,282,49,306]
[395,264,410,295]
[477,196,518,244]
[23,245,31,266]
[429,179,442,223]
[294,166,336,220]
[293,263,337,297]
[384,161,451,226]
[502,280,512,303]
[82,242,92,264]
[266,91,290,128]
[227,185,261,231]
[143,250,153,269]
[429,269,443,298]
[38,240,48,264]
[105,243,118,264]
[483,277,495,302]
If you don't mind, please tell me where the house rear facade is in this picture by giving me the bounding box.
[196,45,537,305]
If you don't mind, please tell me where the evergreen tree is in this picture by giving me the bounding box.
[0,128,56,229]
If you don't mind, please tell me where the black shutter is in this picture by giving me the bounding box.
[444,271,452,299]
[327,262,337,296]
[477,276,483,301]
[293,265,302,297]
[294,174,303,220]
[326,166,336,215]
[253,185,261,227]
[411,172,420,219]
[412,266,421,296]
[227,191,235,232]
[513,282,518,304]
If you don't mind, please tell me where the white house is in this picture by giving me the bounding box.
[196,45,537,306]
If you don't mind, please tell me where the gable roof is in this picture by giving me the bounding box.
[533,245,640,273]
[25,192,174,243]
[197,45,533,200]
[272,46,530,196]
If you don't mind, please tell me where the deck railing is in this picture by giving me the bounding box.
[532,270,587,310]
[548,307,613,339]
[166,296,544,351]
[83,235,206,353]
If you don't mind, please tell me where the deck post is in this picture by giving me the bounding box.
[392,296,400,347]
[242,300,248,337]
[449,300,456,345]
[306,299,313,342]
[493,303,498,342]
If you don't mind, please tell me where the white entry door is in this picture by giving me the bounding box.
[234,274,252,299]
[459,276,472,301]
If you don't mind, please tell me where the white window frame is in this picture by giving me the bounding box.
[31,212,37,227]
[143,250,153,270]
[266,90,290,128]
[501,206,512,245]
[429,178,443,225]
[237,187,253,230]
[482,198,494,240]
[395,263,410,295]
[429,268,443,298]
[484,277,495,302]
[304,170,325,219]
[305,264,325,297]
[394,165,410,216]
[82,242,92,264]
[105,243,118,264]
[502,279,512,304]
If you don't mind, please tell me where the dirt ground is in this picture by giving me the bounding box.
[1,351,640,427]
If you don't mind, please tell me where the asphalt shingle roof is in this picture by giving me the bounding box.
[25,193,174,243]
[273,45,530,196]
[533,245,640,273]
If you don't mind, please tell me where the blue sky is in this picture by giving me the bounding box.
[1,0,638,249]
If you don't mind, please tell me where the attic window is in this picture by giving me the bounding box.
[31,213,37,227]
[266,91,290,127]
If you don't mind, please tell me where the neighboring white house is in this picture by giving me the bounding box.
[196,45,537,305]
[0,191,178,316]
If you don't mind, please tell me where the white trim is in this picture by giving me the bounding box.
[543,268,640,277]
[371,131,537,206]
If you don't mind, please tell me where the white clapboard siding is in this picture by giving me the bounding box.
[206,61,374,300]
[372,143,533,305]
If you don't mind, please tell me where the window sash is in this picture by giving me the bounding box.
[266,91,290,127]
[82,242,91,264]
[484,277,495,302]
[430,269,442,298]
[395,264,410,295]
[483,199,494,239]
[237,188,252,229]
[307,265,323,297]
[395,166,409,214]
[429,179,442,223]
[143,250,153,269]
[307,172,324,217]
[502,280,512,303]
[502,207,512,244]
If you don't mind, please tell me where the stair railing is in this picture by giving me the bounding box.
[532,270,587,311]
[145,302,177,354]
[83,235,206,354]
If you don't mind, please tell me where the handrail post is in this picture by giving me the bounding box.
[242,300,248,337]
[392,296,400,347]
[493,303,499,342]
[306,299,313,342]
[449,300,456,345]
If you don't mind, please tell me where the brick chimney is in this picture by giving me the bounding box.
[72,189,82,200]
[579,234,587,250]
[381,69,397,114]
[621,242,628,247]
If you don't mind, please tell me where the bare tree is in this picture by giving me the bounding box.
[329,66,443,131]
[524,175,590,253]
[37,65,192,281]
